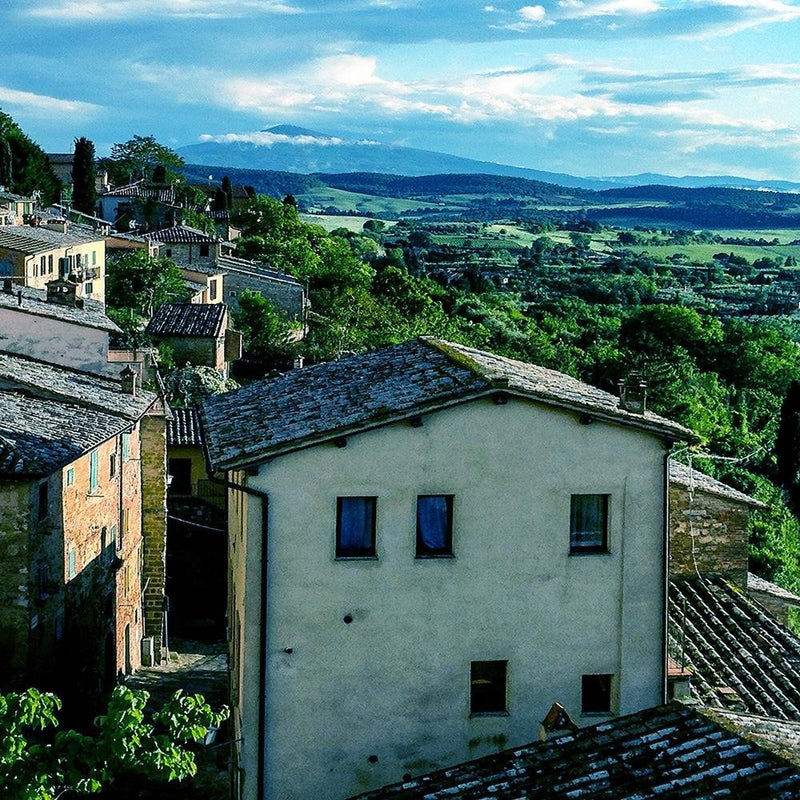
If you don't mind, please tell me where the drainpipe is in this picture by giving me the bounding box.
[205,456,269,800]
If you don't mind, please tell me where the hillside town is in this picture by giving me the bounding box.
[2,133,800,800]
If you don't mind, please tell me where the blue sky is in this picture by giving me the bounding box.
[5,0,800,180]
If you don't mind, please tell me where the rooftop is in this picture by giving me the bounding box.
[0,223,104,254]
[167,407,202,447]
[216,254,304,287]
[748,573,800,607]
[0,350,156,421]
[201,337,693,472]
[669,461,767,508]
[145,302,226,338]
[143,225,220,245]
[0,285,120,333]
[351,703,800,799]
[668,576,800,720]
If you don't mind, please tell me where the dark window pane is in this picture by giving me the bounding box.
[581,673,612,713]
[470,660,507,714]
[336,497,376,557]
[416,495,453,556]
[570,494,609,552]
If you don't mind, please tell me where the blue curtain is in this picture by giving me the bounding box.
[338,497,375,553]
[417,495,450,551]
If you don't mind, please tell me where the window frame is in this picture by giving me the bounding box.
[470,660,508,716]
[335,496,377,559]
[415,494,454,558]
[89,449,99,493]
[569,493,610,554]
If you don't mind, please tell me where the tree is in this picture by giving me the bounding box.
[776,380,800,516]
[71,137,97,216]
[0,136,11,187]
[232,290,300,366]
[105,251,188,320]
[0,111,61,203]
[0,685,228,800]
[163,364,238,407]
[105,135,184,186]
[221,176,233,210]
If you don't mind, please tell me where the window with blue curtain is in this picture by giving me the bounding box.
[336,497,377,558]
[570,494,609,553]
[416,495,454,557]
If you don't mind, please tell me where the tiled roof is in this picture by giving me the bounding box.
[216,254,303,287]
[706,708,800,766]
[200,337,693,471]
[0,224,103,254]
[351,703,800,800]
[143,225,220,244]
[668,577,800,720]
[0,391,132,477]
[0,350,156,421]
[145,302,226,338]
[0,285,120,332]
[167,407,202,446]
[102,184,176,203]
[669,461,767,508]
[748,573,800,607]
[0,190,33,203]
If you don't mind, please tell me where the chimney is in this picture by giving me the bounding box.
[618,373,647,414]
[293,356,304,370]
[120,366,137,397]
[46,277,80,307]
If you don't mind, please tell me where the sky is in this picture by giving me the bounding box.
[5,0,800,181]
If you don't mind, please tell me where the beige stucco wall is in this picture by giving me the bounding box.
[231,395,670,800]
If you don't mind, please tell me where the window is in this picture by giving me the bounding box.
[570,494,609,553]
[336,497,377,558]
[65,467,74,487]
[581,674,613,714]
[89,450,99,492]
[85,282,93,295]
[416,495,454,557]
[200,244,210,257]
[121,433,131,461]
[120,508,129,549]
[168,458,192,495]
[109,452,117,479]
[37,482,48,520]
[92,250,97,266]
[48,254,53,274]
[39,255,46,274]
[209,279,218,300]
[110,524,118,550]
[470,660,507,714]
[165,248,172,258]
[67,549,77,580]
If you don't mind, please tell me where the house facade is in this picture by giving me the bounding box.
[201,338,691,800]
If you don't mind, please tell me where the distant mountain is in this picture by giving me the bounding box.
[595,173,800,193]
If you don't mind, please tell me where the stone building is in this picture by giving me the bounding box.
[200,337,692,800]
[0,351,163,707]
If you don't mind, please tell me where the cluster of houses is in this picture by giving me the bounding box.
[2,177,800,798]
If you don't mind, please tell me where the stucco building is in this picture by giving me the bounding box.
[200,337,692,800]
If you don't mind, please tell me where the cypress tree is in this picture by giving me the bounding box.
[71,136,97,215]
[776,380,800,515]
[0,137,12,187]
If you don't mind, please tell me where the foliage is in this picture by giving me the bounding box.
[0,111,60,203]
[163,365,239,408]
[0,685,227,800]
[232,290,301,366]
[105,251,188,319]
[105,135,184,186]
[71,137,98,216]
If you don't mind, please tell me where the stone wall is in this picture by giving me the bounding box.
[669,484,750,588]
[141,410,168,663]
[223,269,306,319]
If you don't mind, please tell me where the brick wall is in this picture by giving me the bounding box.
[141,411,168,663]
[669,484,750,587]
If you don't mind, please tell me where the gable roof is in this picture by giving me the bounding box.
[748,573,800,608]
[669,461,767,508]
[351,703,800,799]
[145,302,226,338]
[200,337,693,472]
[167,407,202,447]
[0,285,120,333]
[216,254,304,288]
[0,350,156,420]
[668,577,800,720]
[0,224,103,254]
[143,225,220,244]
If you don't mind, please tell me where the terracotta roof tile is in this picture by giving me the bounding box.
[200,337,693,471]
[668,577,800,720]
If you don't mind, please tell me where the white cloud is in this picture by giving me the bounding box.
[0,85,101,116]
[25,0,302,20]
[199,131,344,146]
[519,4,547,20]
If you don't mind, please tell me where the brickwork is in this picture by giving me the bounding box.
[668,484,750,587]
[141,411,168,663]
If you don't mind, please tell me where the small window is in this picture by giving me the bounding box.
[109,452,117,479]
[48,254,53,274]
[92,250,97,266]
[89,450,99,492]
[165,248,172,258]
[85,282,93,295]
[121,433,131,461]
[67,549,77,580]
[582,673,613,714]
[470,660,507,715]
[336,497,377,558]
[416,495,453,557]
[229,290,237,298]
[37,483,48,520]
[209,279,218,300]
[570,494,609,553]
[110,524,118,549]
[200,244,210,257]
[65,467,74,487]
